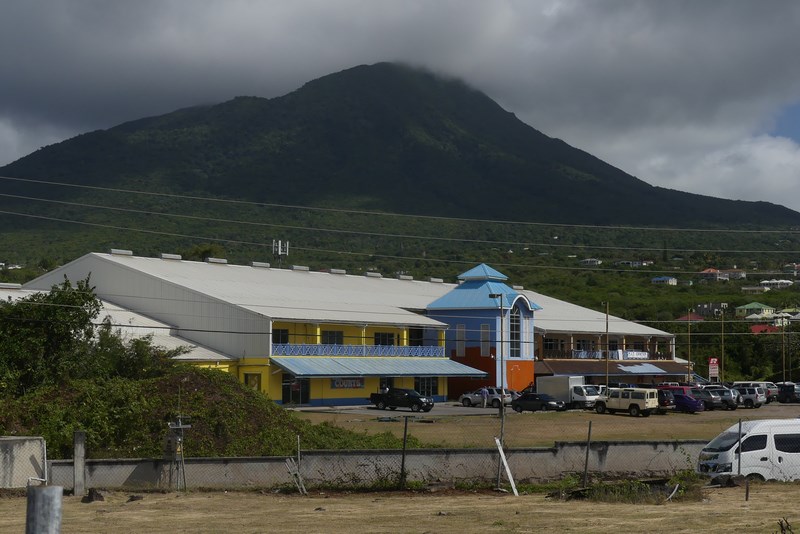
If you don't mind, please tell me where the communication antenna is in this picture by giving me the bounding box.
[165,385,192,491]
[273,239,289,268]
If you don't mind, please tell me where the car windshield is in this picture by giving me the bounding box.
[705,431,744,452]
[583,385,599,395]
[539,394,555,401]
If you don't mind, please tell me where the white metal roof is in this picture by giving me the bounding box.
[2,285,232,362]
[23,252,672,340]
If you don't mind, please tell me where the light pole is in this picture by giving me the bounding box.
[488,293,505,423]
[489,292,505,489]
[686,309,692,383]
[604,301,610,389]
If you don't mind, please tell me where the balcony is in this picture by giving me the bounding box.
[271,343,445,357]
[539,349,672,361]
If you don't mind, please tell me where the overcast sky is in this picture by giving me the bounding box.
[2,1,800,212]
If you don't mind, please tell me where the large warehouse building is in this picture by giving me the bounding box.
[19,250,685,405]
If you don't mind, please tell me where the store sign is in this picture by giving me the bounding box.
[709,357,719,379]
[330,378,364,389]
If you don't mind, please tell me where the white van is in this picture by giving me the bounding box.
[697,419,800,481]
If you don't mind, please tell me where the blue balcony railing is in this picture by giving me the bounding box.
[271,343,445,357]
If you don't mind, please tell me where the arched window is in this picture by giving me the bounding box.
[510,306,521,357]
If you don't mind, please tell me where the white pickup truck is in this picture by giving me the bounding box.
[594,387,659,417]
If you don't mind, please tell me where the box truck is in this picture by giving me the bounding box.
[535,375,599,409]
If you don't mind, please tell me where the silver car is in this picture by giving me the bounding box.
[458,387,513,408]
[734,386,766,408]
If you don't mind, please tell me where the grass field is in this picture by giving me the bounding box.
[2,485,799,533]
[294,402,800,448]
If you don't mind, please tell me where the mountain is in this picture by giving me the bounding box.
[3,61,799,228]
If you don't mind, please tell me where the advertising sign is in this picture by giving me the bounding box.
[708,357,719,379]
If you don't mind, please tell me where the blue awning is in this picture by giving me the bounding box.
[270,356,487,378]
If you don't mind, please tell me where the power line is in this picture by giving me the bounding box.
[3,174,800,234]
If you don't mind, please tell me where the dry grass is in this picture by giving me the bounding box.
[296,404,796,448]
[1,484,799,533]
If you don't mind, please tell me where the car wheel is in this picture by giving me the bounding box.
[629,405,641,417]
[377,401,386,410]
[595,403,606,414]
[744,399,754,408]
[423,407,432,412]
[745,473,765,482]
[411,403,421,412]
[513,405,523,413]
[492,399,501,409]
[389,406,397,410]
[462,398,472,407]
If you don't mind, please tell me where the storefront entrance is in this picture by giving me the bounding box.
[281,374,310,405]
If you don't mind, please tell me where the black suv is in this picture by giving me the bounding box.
[656,389,675,414]
[778,382,800,403]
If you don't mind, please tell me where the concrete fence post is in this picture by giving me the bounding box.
[73,431,86,496]
[25,485,62,534]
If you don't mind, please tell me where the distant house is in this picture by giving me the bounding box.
[751,324,779,334]
[695,302,729,318]
[721,268,746,280]
[735,302,775,318]
[700,268,728,281]
[651,276,677,286]
[616,260,654,268]
[676,312,704,322]
[579,258,602,266]
[760,279,794,289]
[784,263,800,277]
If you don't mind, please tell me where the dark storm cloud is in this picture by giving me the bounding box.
[2,1,800,209]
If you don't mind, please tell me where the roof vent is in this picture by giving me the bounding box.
[251,261,271,268]
[292,265,310,272]
[398,274,413,280]
[0,282,22,289]
[206,257,228,265]
[365,272,382,278]
[160,253,182,260]
[512,285,524,290]
[429,277,444,283]
[329,268,347,275]
[109,248,133,256]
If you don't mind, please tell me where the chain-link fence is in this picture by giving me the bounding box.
[24,402,800,492]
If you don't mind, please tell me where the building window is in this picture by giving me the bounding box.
[543,338,562,351]
[510,307,521,357]
[576,339,594,351]
[244,373,261,391]
[272,328,289,344]
[374,332,395,346]
[321,330,344,345]
[455,324,465,357]
[609,340,619,351]
[480,324,490,356]
[409,328,424,347]
[415,377,438,397]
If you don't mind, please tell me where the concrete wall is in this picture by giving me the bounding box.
[0,437,47,488]
[46,440,706,491]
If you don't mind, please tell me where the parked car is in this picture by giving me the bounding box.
[690,388,724,411]
[778,382,800,403]
[369,388,434,412]
[733,381,779,403]
[511,393,567,412]
[458,387,513,408]
[656,389,675,414]
[734,387,766,408]
[702,387,738,410]
[673,393,705,414]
